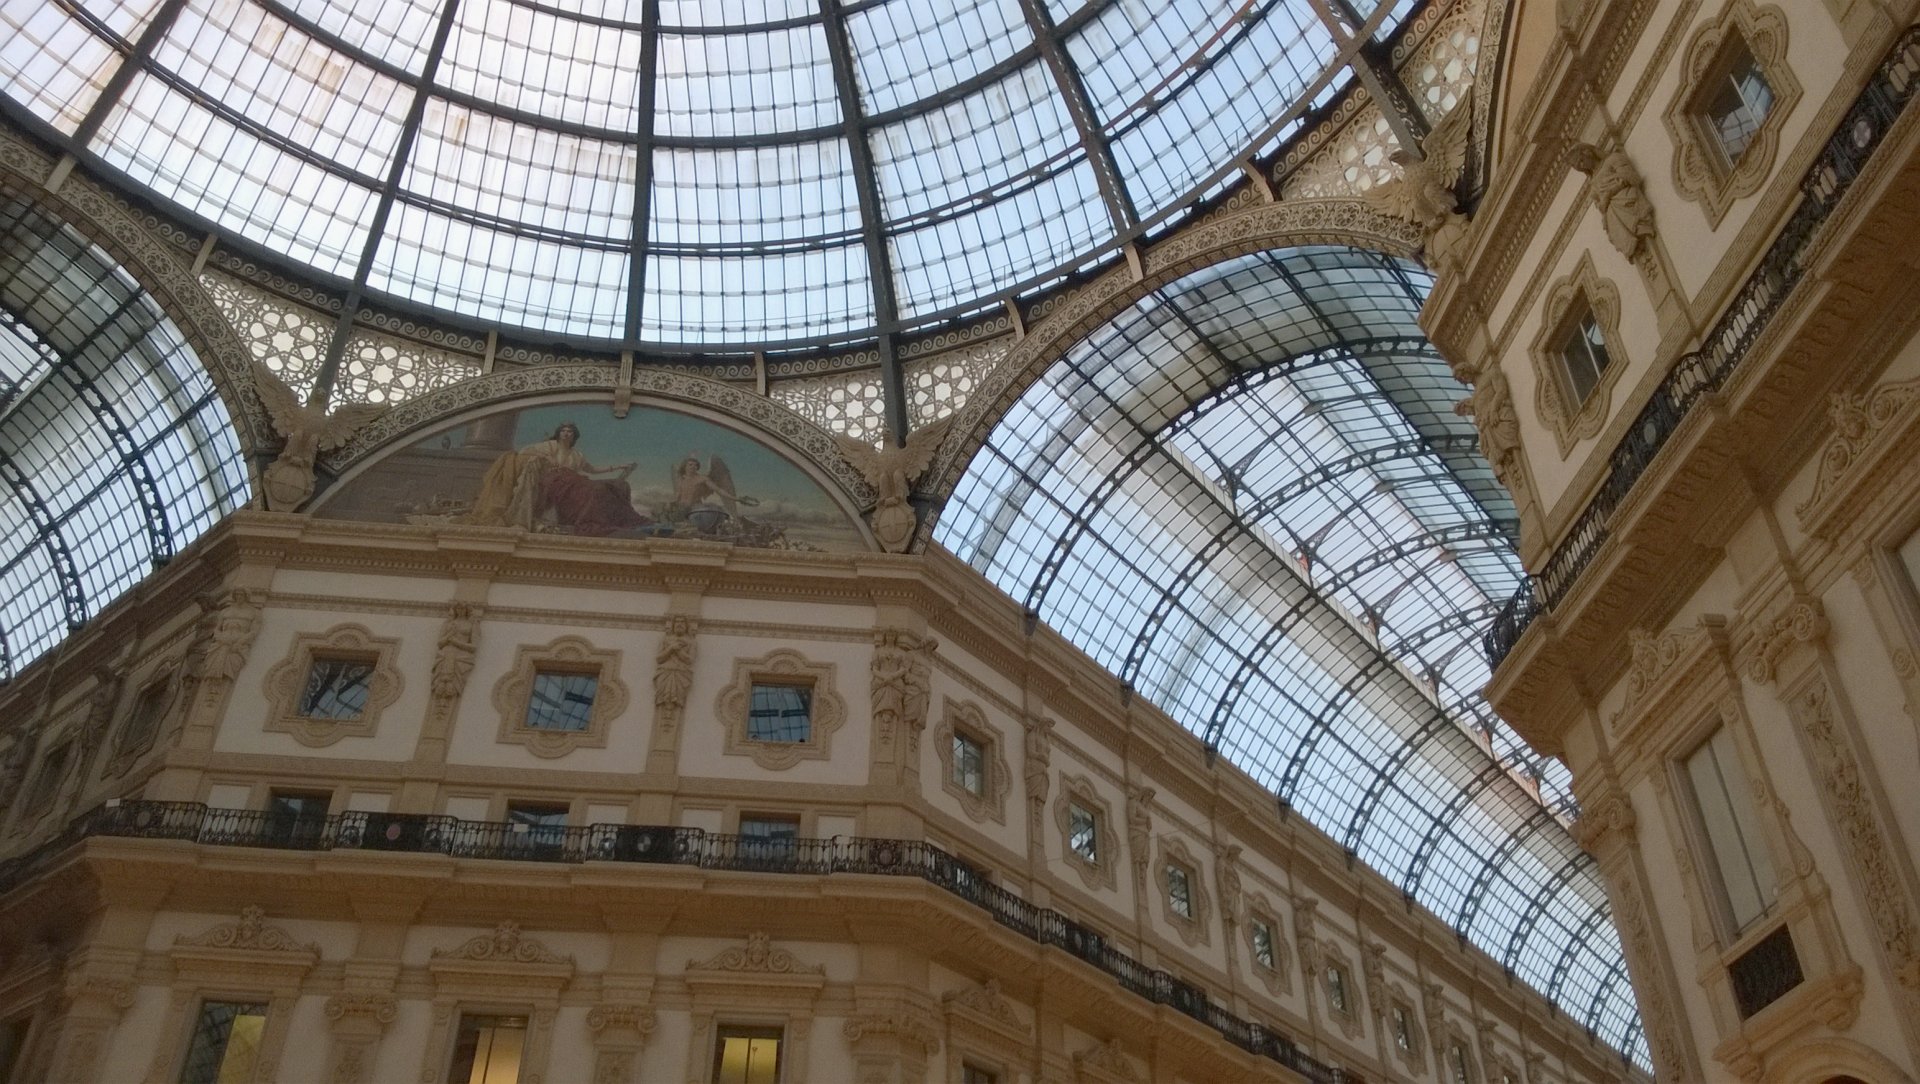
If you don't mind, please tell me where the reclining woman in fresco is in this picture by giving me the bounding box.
[464,422,655,536]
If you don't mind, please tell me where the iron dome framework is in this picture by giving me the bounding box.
[937,247,1647,1066]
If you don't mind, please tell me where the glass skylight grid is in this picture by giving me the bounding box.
[657,0,814,29]
[654,23,839,139]
[95,75,378,278]
[0,3,125,134]
[402,105,637,239]
[934,247,1647,1068]
[0,204,247,680]
[848,0,1031,116]
[650,141,863,247]
[642,245,873,343]
[439,0,648,130]
[280,0,442,73]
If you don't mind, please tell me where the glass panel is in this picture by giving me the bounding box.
[1167,864,1193,917]
[300,657,374,718]
[953,732,986,795]
[446,1014,527,1084]
[1326,965,1347,1012]
[1705,47,1774,164]
[177,1000,267,1084]
[1252,920,1274,968]
[748,683,812,742]
[1393,1005,1411,1050]
[525,670,598,731]
[1685,727,1778,932]
[1068,803,1098,861]
[714,1026,783,1084]
[1560,310,1609,406]
[506,802,569,853]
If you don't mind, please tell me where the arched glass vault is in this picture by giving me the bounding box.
[936,246,1648,1067]
[0,198,249,680]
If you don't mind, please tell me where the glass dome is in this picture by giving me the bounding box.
[0,0,1419,348]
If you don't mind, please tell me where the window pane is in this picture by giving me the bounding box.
[953,732,985,795]
[1707,49,1773,163]
[1560,311,1609,406]
[178,1000,267,1084]
[266,791,329,845]
[714,1026,783,1084]
[1167,865,1193,917]
[300,657,373,718]
[506,802,569,852]
[525,670,597,731]
[1252,920,1274,968]
[748,683,812,742]
[1068,803,1098,861]
[446,1014,527,1084]
[1685,727,1777,931]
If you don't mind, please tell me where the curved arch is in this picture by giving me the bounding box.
[0,131,273,456]
[1767,1037,1917,1084]
[921,199,1423,504]
[934,244,1640,1065]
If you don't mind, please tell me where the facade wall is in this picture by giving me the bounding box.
[0,517,1627,1084]
[1436,1,1920,1080]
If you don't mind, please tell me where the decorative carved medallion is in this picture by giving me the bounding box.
[177,905,319,954]
[432,922,571,965]
[687,932,823,975]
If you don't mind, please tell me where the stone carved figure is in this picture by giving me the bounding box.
[833,416,954,553]
[1365,105,1474,274]
[1125,785,1154,874]
[195,589,264,687]
[430,603,479,707]
[1454,363,1524,495]
[251,360,385,512]
[1569,142,1657,263]
[653,615,697,727]
[871,628,936,751]
[1215,844,1243,925]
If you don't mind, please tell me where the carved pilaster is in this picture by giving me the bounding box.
[1124,785,1154,901]
[46,972,134,1083]
[176,587,264,748]
[586,1002,656,1084]
[1022,716,1053,849]
[843,1010,941,1084]
[325,992,398,1084]
[870,628,936,777]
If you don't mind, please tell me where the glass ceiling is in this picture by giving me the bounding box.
[0,199,249,680]
[0,0,1412,348]
[937,248,1648,1068]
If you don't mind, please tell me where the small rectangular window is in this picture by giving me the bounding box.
[266,790,330,847]
[506,801,570,855]
[713,1025,782,1084]
[1448,1042,1471,1084]
[1392,1005,1413,1051]
[446,1013,526,1084]
[1326,964,1349,1013]
[1068,803,1098,863]
[738,814,801,866]
[299,657,374,719]
[747,683,812,743]
[524,670,597,731]
[177,1000,267,1084]
[951,731,986,796]
[1559,307,1611,407]
[1703,44,1775,165]
[1683,726,1778,933]
[1166,864,1193,919]
[1251,919,1276,969]
[962,1064,998,1084]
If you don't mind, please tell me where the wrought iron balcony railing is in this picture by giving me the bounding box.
[0,800,1349,1084]
[1485,26,1920,668]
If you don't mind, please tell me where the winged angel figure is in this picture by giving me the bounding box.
[1364,104,1473,274]
[251,361,384,511]
[833,416,953,553]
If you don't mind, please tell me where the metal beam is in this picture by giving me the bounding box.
[1308,0,1429,156]
[61,0,195,152]
[0,448,88,640]
[817,0,908,443]
[1012,0,1138,233]
[624,0,661,345]
[311,0,466,408]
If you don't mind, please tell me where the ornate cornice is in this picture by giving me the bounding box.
[176,905,318,955]
[942,979,1027,1035]
[1797,377,1920,537]
[687,931,822,975]
[431,922,571,965]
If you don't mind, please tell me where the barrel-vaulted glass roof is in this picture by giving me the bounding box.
[0,0,1416,348]
[0,199,249,680]
[937,247,1648,1068]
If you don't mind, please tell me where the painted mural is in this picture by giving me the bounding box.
[316,400,868,551]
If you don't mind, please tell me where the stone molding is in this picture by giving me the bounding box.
[1072,1038,1143,1083]
[176,905,319,955]
[1661,0,1802,227]
[716,648,846,771]
[687,932,822,976]
[261,623,404,747]
[933,696,1011,825]
[432,922,572,967]
[1739,601,1829,684]
[490,635,628,759]
[842,1011,941,1057]
[1529,253,1627,456]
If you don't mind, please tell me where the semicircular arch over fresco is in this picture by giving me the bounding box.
[314,397,871,552]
